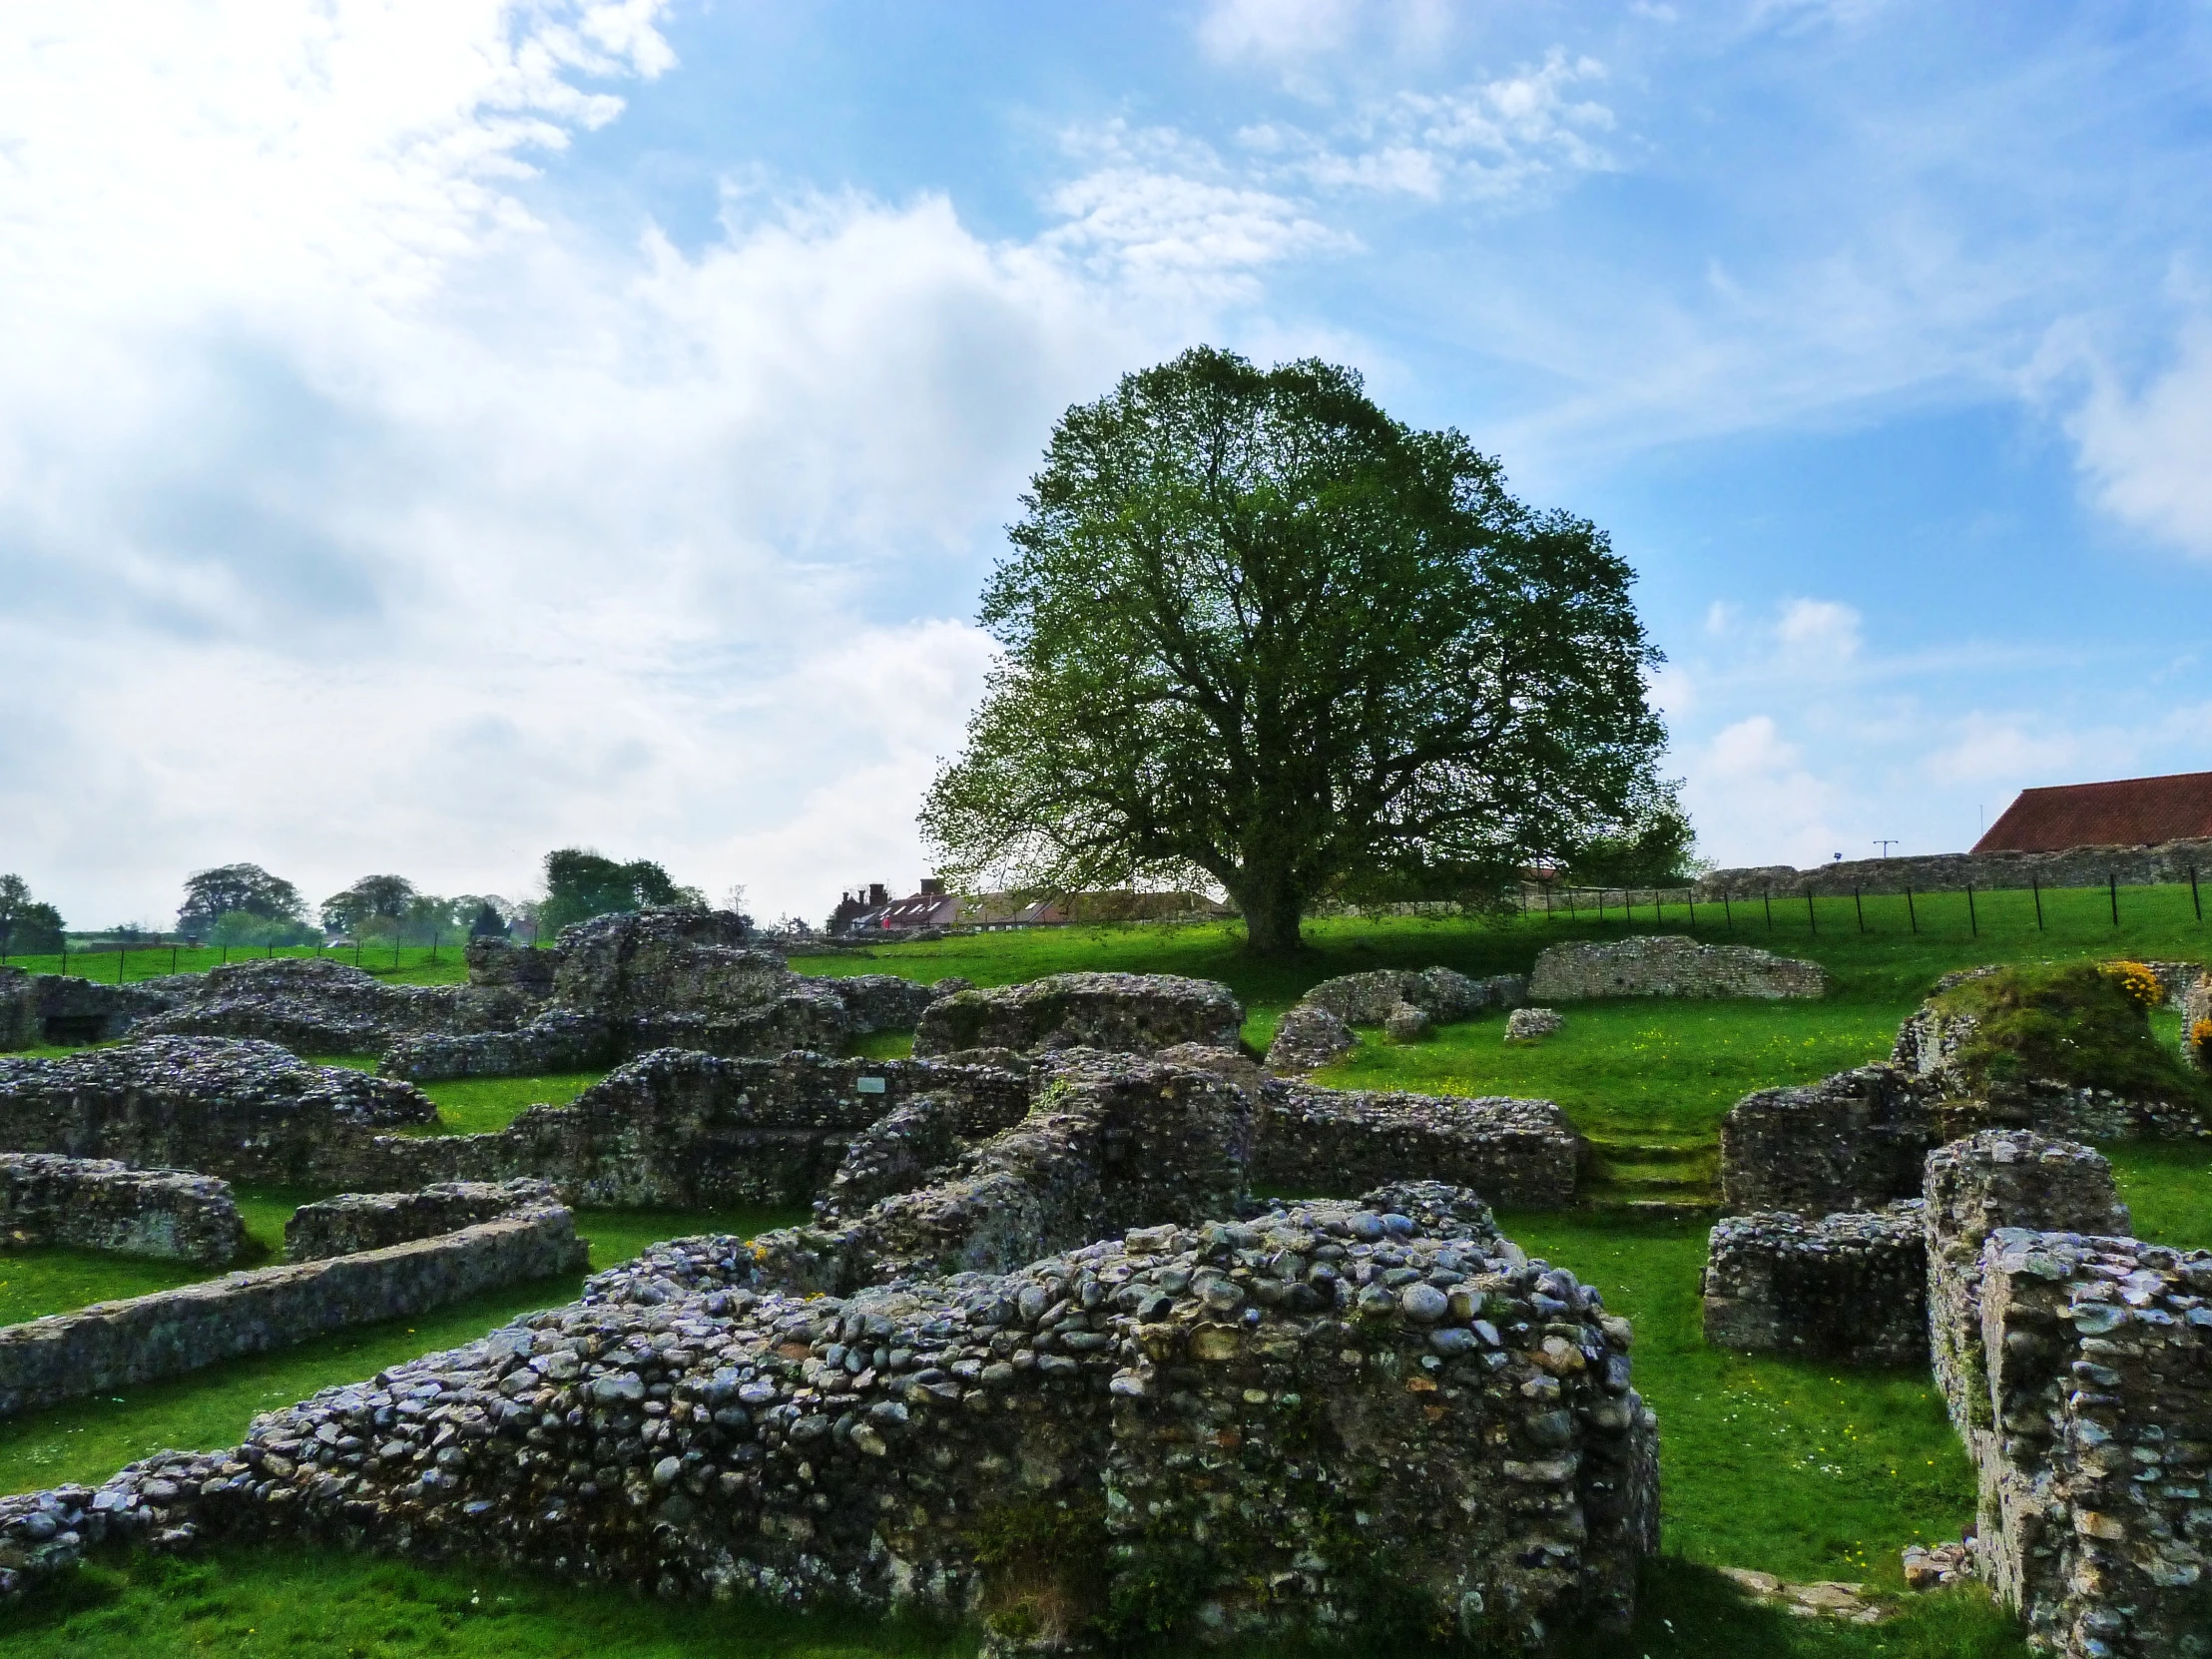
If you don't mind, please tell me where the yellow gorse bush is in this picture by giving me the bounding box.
[2106,960,2163,1007]
[2193,1018,2212,1062]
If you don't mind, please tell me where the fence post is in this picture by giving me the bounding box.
[117,944,125,984]
[1763,888,1773,931]
[1854,886,1865,933]
[1806,890,1817,936]
[2032,877,2043,931]
[2109,872,2119,927]
[1907,886,1917,934]
[2194,865,2203,923]
[1967,883,1977,938]
[171,942,178,973]
[1723,890,1733,930]
[1688,888,1697,928]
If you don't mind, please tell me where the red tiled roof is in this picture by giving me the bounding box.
[1973,771,2212,853]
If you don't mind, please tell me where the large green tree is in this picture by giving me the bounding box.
[177,862,303,936]
[0,874,64,956]
[920,347,1671,956]
[537,849,703,937]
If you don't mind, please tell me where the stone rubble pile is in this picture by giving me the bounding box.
[1506,1007,1564,1041]
[1261,1002,1356,1072]
[1294,967,1527,1027]
[0,965,190,1049]
[0,1183,1660,1649]
[0,1152,246,1266]
[1529,935,1827,1002]
[139,955,541,1056]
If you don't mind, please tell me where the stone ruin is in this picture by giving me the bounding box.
[911,970,1243,1057]
[1699,1204,1928,1365]
[0,1152,245,1267]
[1528,934,1828,1002]
[0,1036,435,1186]
[1259,964,1526,1072]
[284,1180,562,1263]
[1700,1127,2212,1654]
[0,965,188,1048]
[0,950,1666,1640]
[0,1183,1659,1649]
[136,954,540,1056]
[1506,1007,1564,1041]
[1719,1064,1937,1216]
[1924,1132,2210,1659]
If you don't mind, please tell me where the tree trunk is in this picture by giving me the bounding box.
[1232,872,1306,957]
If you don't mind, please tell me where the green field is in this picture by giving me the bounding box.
[3,890,2208,1652]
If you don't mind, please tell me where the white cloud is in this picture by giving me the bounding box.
[2066,318,2212,559]
[1918,713,2092,789]
[1774,597,1863,664]
[1681,715,1847,868]
[1198,0,1362,66]
[0,2,1289,927]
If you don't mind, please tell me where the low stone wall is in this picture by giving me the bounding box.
[0,1153,245,1266]
[1529,935,1827,1002]
[378,1013,616,1083]
[1719,1065,1936,1216]
[0,1183,1660,1649]
[912,971,1243,1057]
[1701,833,2212,900]
[0,1037,436,1185]
[1297,967,1526,1025]
[1700,1205,1926,1365]
[1923,1132,2208,1658]
[1255,1084,1580,1210]
[0,1206,587,1418]
[284,1180,560,1262]
[0,968,189,1049]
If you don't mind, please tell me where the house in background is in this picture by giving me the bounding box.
[1973,770,2212,853]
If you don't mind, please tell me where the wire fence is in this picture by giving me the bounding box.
[1520,869,2208,944]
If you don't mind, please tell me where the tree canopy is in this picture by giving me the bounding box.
[320,874,418,935]
[0,874,64,956]
[538,849,702,937]
[919,346,1672,955]
[178,863,303,936]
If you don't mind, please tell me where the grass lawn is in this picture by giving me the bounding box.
[1,941,472,987]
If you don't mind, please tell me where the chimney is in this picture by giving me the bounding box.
[867,882,888,907]
[919,877,945,897]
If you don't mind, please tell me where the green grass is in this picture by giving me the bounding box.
[307,1058,608,1136]
[0,1545,2029,1658]
[0,941,472,987]
[0,1201,802,1498]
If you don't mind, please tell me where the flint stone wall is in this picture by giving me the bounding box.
[1700,834,2212,900]
[1923,1132,2209,1658]
[0,1183,1660,1650]
[0,1037,436,1185]
[746,1052,1255,1295]
[1255,1083,1580,1210]
[2189,974,2212,1072]
[1699,1204,1926,1364]
[1529,935,1827,1002]
[0,1205,587,1419]
[1719,1066,1936,1215]
[1296,967,1527,1026]
[0,967,190,1049]
[0,1153,245,1266]
[913,971,1244,1057]
[284,1180,561,1263]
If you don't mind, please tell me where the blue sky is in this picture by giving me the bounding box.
[5,1,2212,927]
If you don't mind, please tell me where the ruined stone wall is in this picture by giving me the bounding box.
[0,1206,587,1418]
[1529,935,1827,1002]
[1699,1205,1926,1365]
[138,957,540,1055]
[284,1181,561,1262]
[1699,834,2212,900]
[0,1184,1659,1650]
[0,1153,245,1266]
[0,1037,436,1186]
[0,968,189,1049]
[913,971,1243,1057]
[1719,1066,1936,1215]
[1918,1131,2212,1658]
[378,1014,616,1083]
[1895,999,2212,1140]
[1255,1084,1580,1209]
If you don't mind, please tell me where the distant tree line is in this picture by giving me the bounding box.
[0,875,64,956]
